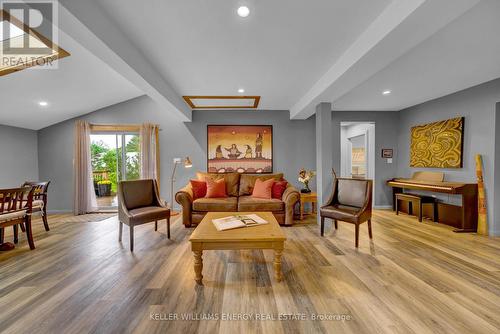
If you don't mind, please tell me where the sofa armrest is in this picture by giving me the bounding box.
[175,184,194,227]
[282,184,300,225]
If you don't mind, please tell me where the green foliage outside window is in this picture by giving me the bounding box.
[91,135,140,193]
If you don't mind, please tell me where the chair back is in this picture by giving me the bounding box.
[118,179,157,210]
[337,178,372,208]
[0,186,34,214]
[22,181,50,200]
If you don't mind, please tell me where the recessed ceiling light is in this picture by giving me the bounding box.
[237,6,250,18]
[38,101,48,106]
[238,88,245,93]
[382,90,391,95]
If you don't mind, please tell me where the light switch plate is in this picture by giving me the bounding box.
[387,158,393,164]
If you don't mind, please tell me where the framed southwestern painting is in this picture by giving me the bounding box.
[410,117,464,168]
[207,125,273,173]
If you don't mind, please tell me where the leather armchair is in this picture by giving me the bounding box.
[320,177,373,247]
[118,179,170,251]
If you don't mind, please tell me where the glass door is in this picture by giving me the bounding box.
[90,132,140,210]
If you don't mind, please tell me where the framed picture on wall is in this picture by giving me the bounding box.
[207,125,273,173]
[381,149,393,158]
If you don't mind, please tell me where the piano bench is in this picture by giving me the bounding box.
[395,193,437,222]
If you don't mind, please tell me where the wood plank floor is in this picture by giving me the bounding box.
[0,211,499,334]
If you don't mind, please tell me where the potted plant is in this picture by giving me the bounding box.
[298,168,316,193]
[97,180,112,197]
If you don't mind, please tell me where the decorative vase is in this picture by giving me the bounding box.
[300,181,311,193]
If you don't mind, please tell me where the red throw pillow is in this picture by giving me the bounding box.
[190,179,207,199]
[252,178,275,199]
[272,180,288,199]
[205,178,227,198]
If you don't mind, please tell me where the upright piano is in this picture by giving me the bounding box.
[387,177,478,232]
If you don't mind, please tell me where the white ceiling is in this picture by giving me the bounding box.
[0,27,143,130]
[94,0,390,110]
[333,0,500,111]
[2,0,499,129]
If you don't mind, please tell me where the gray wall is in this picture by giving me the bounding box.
[397,78,500,235]
[495,103,500,236]
[38,95,316,212]
[0,124,39,188]
[332,111,400,207]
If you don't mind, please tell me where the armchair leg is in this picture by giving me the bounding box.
[368,219,373,239]
[155,220,158,231]
[118,221,123,242]
[129,225,134,252]
[355,224,360,248]
[20,223,25,232]
[167,217,171,239]
[0,228,4,243]
[334,219,338,230]
[13,225,18,244]
[320,216,325,236]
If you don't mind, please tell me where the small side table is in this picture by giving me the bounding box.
[299,192,318,220]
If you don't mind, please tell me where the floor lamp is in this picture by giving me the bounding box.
[170,157,192,216]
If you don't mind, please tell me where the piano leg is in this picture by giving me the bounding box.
[453,185,478,233]
[392,187,402,211]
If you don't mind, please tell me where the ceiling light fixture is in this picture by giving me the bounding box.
[238,88,245,93]
[382,90,392,95]
[237,6,250,18]
[38,101,48,106]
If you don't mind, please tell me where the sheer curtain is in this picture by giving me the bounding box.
[140,123,159,183]
[73,120,97,215]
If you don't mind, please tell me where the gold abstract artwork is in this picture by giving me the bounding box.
[410,117,464,168]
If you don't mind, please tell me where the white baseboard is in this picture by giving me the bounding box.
[374,205,392,210]
[490,229,500,237]
[47,210,73,214]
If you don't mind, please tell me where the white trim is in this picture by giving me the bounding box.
[47,210,73,214]
[374,205,392,210]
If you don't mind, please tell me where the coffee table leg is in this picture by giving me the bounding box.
[193,250,203,284]
[274,247,284,282]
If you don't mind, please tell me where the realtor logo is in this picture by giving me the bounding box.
[0,0,67,75]
[1,0,55,54]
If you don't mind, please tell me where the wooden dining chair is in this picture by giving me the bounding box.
[0,187,36,250]
[22,181,51,231]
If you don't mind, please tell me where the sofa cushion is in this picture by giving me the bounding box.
[190,180,207,199]
[205,178,227,198]
[238,196,284,212]
[272,181,288,199]
[239,173,283,196]
[193,197,238,212]
[197,172,240,197]
[252,178,274,199]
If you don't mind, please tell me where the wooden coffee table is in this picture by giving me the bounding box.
[189,212,286,285]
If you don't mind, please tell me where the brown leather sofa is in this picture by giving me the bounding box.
[175,172,300,227]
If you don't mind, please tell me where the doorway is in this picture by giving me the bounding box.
[90,132,140,210]
[340,122,375,180]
